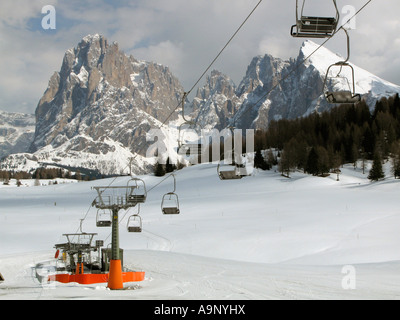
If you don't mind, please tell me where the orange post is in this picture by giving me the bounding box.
[108,260,123,290]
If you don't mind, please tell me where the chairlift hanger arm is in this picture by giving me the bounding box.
[299,0,339,19]
[181,92,193,124]
[170,173,177,193]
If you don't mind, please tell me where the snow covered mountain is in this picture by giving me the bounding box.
[0,111,35,159]
[194,40,400,130]
[190,70,240,131]
[2,34,184,175]
[2,36,400,175]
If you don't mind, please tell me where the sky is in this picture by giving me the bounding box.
[0,0,399,115]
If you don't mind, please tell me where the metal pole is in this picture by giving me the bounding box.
[111,207,119,261]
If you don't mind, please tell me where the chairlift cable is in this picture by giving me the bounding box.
[186,0,263,96]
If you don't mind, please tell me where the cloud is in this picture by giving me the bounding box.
[0,0,399,114]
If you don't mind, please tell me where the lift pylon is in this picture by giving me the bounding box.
[92,182,147,290]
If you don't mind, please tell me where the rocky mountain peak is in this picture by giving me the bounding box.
[191,70,239,130]
[2,37,400,175]
[26,34,184,174]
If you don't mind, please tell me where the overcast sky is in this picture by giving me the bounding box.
[0,0,399,114]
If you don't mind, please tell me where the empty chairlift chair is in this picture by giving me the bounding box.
[291,0,339,38]
[217,152,244,180]
[161,192,180,215]
[96,210,112,227]
[177,92,205,159]
[323,29,361,104]
[126,178,147,205]
[127,215,142,233]
[161,174,180,215]
[127,205,142,233]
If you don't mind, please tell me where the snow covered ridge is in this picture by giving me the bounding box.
[1,35,400,175]
[194,40,400,129]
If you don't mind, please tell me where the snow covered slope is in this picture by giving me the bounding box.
[0,161,399,299]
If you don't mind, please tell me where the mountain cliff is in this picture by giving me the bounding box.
[20,34,184,175]
[2,36,400,175]
[193,40,400,130]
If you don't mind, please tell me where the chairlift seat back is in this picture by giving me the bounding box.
[291,16,337,38]
[127,194,146,204]
[97,220,112,227]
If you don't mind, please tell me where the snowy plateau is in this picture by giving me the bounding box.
[0,161,399,300]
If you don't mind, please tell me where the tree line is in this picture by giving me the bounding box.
[253,94,400,180]
[0,167,93,184]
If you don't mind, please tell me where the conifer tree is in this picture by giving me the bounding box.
[368,150,385,181]
[391,143,400,179]
[306,147,319,176]
[154,160,166,177]
[165,157,176,173]
[254,149,269,170]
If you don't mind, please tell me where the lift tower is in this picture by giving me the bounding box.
[92,178,147,290]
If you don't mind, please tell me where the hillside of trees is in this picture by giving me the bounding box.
[253,94,400,180]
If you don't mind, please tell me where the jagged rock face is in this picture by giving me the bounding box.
[191,70,240,131]
[2,37,400,175]
[231,49,342,129]
[32,34,183,156]
[192,50,328,131]
[195,41,400,130]
[0,111,35,159]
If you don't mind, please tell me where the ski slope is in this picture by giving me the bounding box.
[0,162,400,300]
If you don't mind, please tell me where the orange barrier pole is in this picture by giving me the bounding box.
[108,260,123,290]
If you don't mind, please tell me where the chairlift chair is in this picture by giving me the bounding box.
[161,192,180,215]
[178,123,203,157]
[291,0,339,38]
[161,174,180,215]
[324,62,361,104]
[323,29,361,104]
[217,152,244,180]
[96,210,112,227]
[126,178,147,205]
[177,92,204,158]
[127,215,142,233]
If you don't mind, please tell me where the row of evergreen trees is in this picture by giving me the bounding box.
[0,168,92,184]
[253,94,400,181]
